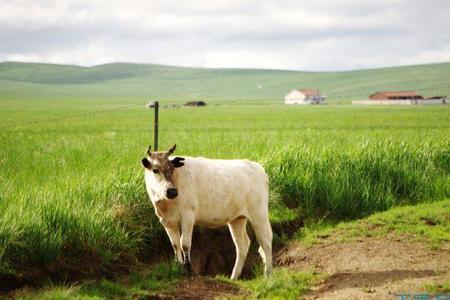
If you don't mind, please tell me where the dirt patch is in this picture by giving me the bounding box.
[188,226,240,277]
[276,235,450,299]
[145,277,243,300]
[188,215,303,278]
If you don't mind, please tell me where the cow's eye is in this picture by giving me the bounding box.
[152,169,159,174]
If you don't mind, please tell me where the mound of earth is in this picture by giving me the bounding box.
[276,234,450,299]
[143,277,243,300]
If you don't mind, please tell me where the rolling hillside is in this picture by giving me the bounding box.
[0,61,449,103]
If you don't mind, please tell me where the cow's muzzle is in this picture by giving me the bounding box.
[166,188,178,199]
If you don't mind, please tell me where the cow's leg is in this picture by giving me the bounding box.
[164,226,183,263]
[180,214,195,271]
[249,216,273,277]
[228,216,250,280]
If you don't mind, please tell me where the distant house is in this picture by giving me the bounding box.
[284,89,325,105]
[369,91,423,100]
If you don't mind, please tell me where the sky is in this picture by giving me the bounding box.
[0,0,449,71]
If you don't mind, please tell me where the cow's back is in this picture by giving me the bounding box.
[174,157,268,227]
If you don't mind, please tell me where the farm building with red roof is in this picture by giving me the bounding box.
[353,91,446,105]
[369,91,423,100]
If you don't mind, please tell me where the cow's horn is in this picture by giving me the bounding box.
[167,144,176,156]
[147,145,152,155]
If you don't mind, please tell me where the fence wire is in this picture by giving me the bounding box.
[0,102,147,130]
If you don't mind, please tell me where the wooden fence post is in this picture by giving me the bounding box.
[154,101,159,151]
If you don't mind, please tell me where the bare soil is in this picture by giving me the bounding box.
[141,277,243,300]
[276,234,450,299]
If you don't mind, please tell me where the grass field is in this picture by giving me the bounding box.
[1,96,449,281]
[1,61,450,103]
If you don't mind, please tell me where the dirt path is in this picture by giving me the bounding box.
[276,234,450,299]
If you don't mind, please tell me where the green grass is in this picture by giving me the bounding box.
[218,268,319,300]
[297,199,450,249]
[18,284,84,300]
[0,102,449,280]
[424,281,450,294]
[1,61,450,104]
[265,140,450,219]
[15,261,184,299]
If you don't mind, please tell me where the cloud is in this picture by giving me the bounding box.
[0,0,449,70]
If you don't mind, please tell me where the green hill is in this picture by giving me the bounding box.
[0,61,449,103]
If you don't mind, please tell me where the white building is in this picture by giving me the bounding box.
[284,88,326,105]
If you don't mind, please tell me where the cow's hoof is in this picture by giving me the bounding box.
[183,261,193,275]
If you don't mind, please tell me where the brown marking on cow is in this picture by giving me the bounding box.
[150,152,175,181]
[145,145,184,189]
[163,220,180,229]
[154,200,175,218]
[232,215,247,222]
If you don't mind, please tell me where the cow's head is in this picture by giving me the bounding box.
[142,144,185,199]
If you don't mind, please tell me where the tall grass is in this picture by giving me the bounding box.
[1,139,448,277]
[0,171,163,276]
[265,140,450,220]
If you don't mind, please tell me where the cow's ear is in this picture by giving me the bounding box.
[142,158,151,169]
[171,157,185,168]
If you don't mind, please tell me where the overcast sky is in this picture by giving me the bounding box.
[0,0,449,71]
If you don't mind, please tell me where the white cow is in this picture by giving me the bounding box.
[142,144,272,279]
